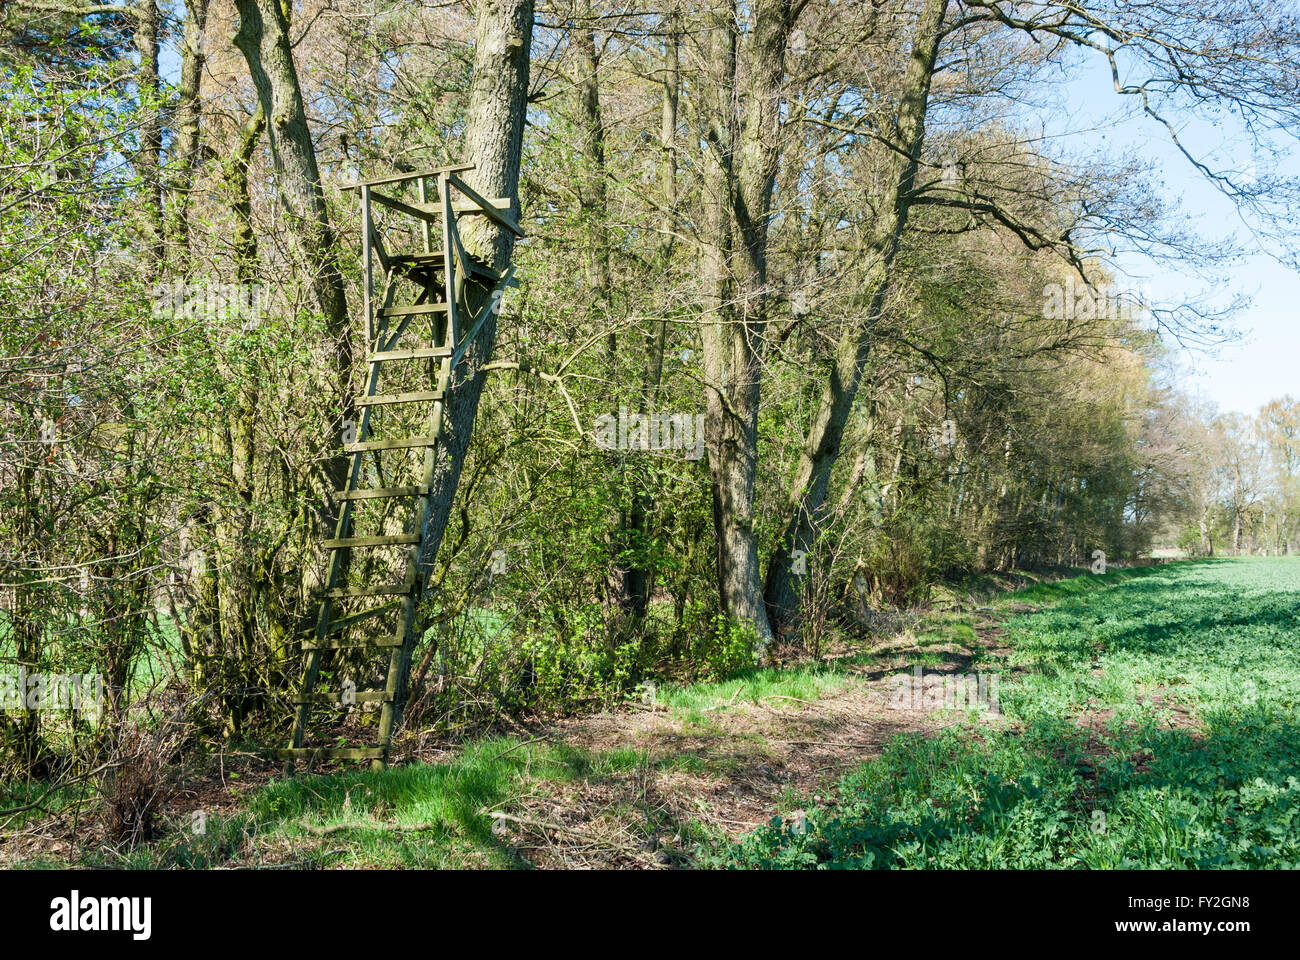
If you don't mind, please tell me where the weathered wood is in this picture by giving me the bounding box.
[439,174,462,347]
[392,251,448,267]
[417,176,433,254]
[356,390,446,406]
[346,434,443,453]
[340,163,474,191]
[452,197,511,215]
[323,534,420,548]
[293,688,394,705]
[449,173,525,237]
[381,198,512,218]
[362,185,373,343]
[369,345,453,362]
[317,599,403,634]
[368,217,391,274]
[379,302,448,318]
[369,189,439,224]
[321,581,414,598]
[392,253,501,284]
[302,634,404,651]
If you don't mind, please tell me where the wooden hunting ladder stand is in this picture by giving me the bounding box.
[278,164,522,772]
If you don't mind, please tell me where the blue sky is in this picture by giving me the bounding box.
[1032,51,1300,416]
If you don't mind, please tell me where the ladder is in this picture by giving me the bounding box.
[277,164,523,771]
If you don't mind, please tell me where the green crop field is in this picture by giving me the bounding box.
[715,558,1300,868]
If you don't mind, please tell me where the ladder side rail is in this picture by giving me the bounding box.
[438,173,461,346]
[288,276,401,765]
[374,357,451,768]
[362,186,374,347]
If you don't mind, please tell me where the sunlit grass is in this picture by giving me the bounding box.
[715,557,1300,869]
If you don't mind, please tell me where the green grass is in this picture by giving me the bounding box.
[660,661,853,717]
[79,736,655,869]
[713,558,1300,868]
[21,557,1297,869]
[65,660,864,868]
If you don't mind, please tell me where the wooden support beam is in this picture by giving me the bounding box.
[321,581,415,598]
[449,174,525,237]
[369,189,439,225]
[340,164,474,191]
[345,434,443,453]
[356,390,446,406]
[302,635,405,652]
[369,345,453,362]
[379,303,448,318]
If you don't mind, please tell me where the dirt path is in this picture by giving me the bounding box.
[484,614,1016,868]
[5,581,1070,869]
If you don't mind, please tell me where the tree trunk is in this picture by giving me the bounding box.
[763,0,950,638]
[166,0,212,269]
[133,0,163,269]
[697,0,798,649]
[402,0,534,712]
[699,0,763,647]
[232,0,353,575]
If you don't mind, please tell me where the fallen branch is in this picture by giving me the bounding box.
[704,684,746,712]
[484,810,601,843]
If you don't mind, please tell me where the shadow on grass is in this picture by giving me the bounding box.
[709,703,1300,869]
[710,558,1300,869]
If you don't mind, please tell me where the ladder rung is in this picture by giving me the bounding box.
[346,435,441,453]
[356,390,445,407]
[392,251,447,265]
[379,302,448,318]
[370,346,453,362]
[302,634,404,652]
[293,689,394,705]
[322,582,414,598]
[334,486,428,500]
[323,534,420,548]
[317,600,404,635]
[274,747,387,761]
